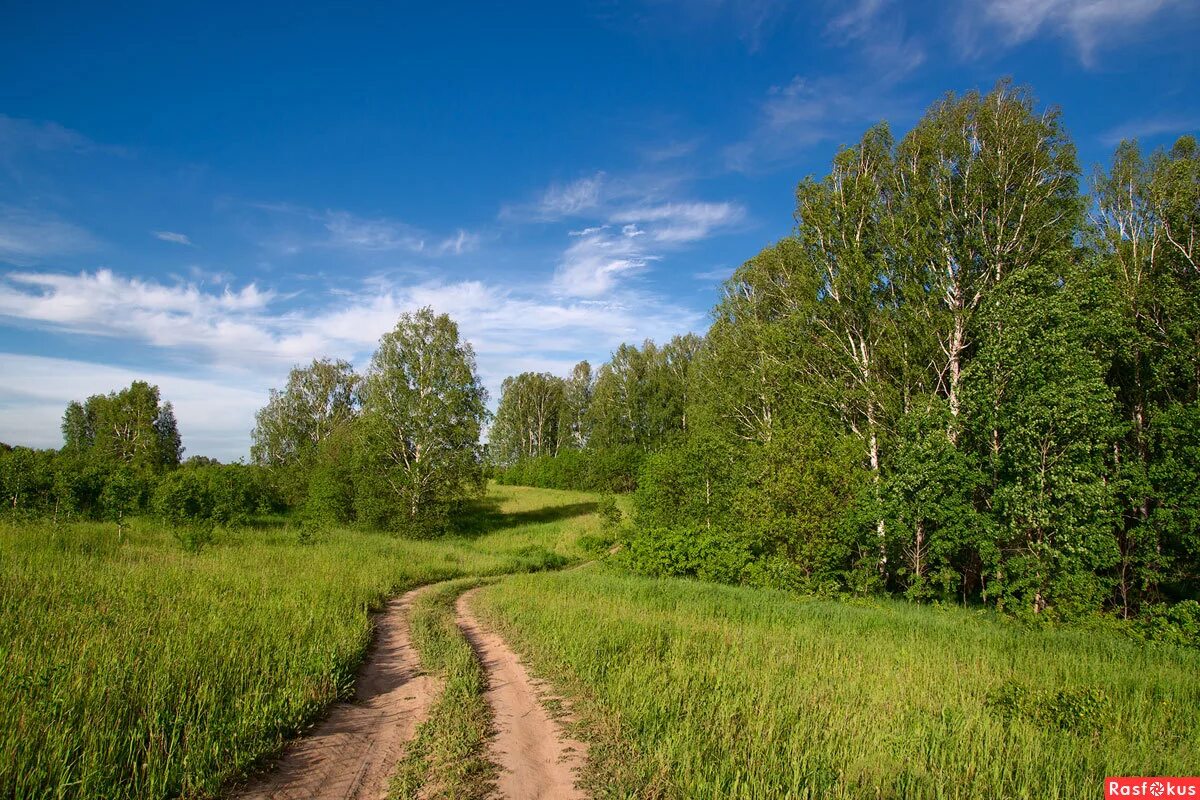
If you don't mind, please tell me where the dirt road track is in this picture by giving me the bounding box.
[456,588,588,800]
[235,587,439,800]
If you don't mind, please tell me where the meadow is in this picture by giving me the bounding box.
[473,568,1200,800]
[5,482,1199,800]
[0,485,597,799]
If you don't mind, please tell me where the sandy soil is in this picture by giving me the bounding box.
[456,589,588,800]
[235,587,440,800]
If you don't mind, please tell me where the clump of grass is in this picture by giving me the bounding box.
[390,579,496,800]
[473,569,1200,800]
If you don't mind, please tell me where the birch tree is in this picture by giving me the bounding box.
[355,308,487,533]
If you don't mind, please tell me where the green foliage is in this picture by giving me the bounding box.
[355,308,488,534]
[301,423,358,527]
[1137,600,1200,648]
[250,358,359,469]
[620,525,755,584]
[596,493,622,529]
[99,467,140,534]
[62,381,183,471]
[883,401,989,602]
[489,371,570,465]
[495,445,644,493]
[484,80,1197,625]
[151,464,281,531]
[985,681,1110,734]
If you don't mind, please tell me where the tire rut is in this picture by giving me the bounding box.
[235,586,441,800]
[455,588,588,800]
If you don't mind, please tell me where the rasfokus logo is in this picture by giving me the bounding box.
[1107,778,1200,798]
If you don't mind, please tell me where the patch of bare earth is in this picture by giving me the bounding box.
[455,588,588,800]
[235,587,441,800]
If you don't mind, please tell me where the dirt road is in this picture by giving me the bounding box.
[456,589,588,800]
[236,587,439,800]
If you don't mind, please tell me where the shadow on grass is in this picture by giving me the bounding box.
[451,496,598,538]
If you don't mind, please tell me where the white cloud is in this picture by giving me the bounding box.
[0,353,265,461]
[0,115,129,158]
[725,75,909,172]
[153,230,193,246]
[0,267,703,457]
[553,228,654,297]
[536,173,605,219]
[323,210,427,253]
[958,0,1189,66]
[693,266,734,282]
[1099,114,1200,147]
[569,225,608,237]
[247,202,476,257]
[550,200,742,296]
[640,138,702,163]
[826,0,888,39]
[611,201,744,243]
[0,208,99,265]
[0,270,298,368]
[436,229,479,255]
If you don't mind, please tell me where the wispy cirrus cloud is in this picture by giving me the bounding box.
[1098,114,1200,147]
[725,75,910,172]
[512,168,745,297]
[956,0,1194,66]
[610,201,743,244]
[437,229,480,255]
[500,173,608,221]
[243,201,478,257]
[322,210,428,253]
[0,114,130,158]
[153,230,193,246]
[0,208,99,265]
[554,225,655,297]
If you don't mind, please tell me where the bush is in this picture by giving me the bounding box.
[986,680,1110,734]
[152,464,281,528]
[620,526,755,584]
[1138,600,1200,648]
[494,445,645,493]
[597,494,622,529]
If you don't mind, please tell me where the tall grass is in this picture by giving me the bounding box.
[473,568,1200,800]
[0,484,594,799]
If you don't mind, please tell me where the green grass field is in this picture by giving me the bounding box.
[473,568,1200,800]
[6,483,1199,799]
[0,484,597,799]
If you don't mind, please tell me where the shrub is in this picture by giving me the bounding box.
[597,494,622,529]
[620,526,755,584]
[986,680,1110,734]
[1138,600,1200,648]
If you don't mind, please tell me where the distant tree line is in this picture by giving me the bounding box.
[491,335,702,491]
[0,381,283,533]
[493,81,1200,623]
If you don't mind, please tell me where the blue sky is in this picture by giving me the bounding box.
[2,0,1197,460]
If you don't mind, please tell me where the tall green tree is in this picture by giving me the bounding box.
[560,360,595,450]
[490,372,567,465]
[62,382,182,471]
[354,308,488,532]
[251,358,360,467]
[1092,135,1200,612]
